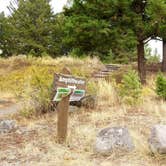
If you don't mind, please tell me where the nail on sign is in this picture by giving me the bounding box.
[53,74,86,102]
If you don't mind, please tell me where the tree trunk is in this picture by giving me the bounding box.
[162,40,166,72]
[137,40,146,84]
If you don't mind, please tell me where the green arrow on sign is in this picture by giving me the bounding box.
[53,88,71,102]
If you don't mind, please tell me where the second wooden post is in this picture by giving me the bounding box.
[57,94,70,143]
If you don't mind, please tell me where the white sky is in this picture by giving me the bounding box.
[148,40,163,60]
[0,0,163,58]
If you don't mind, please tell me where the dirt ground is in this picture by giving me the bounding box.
[0,95,20,117]
[0,103,166,166]
[0,57,166,165]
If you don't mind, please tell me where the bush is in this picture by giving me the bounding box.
[146,55,160,64]
[156,73,166,100]
[19,66,53,117]
[118,70,142,105]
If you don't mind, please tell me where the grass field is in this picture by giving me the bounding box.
[0,56,166,165]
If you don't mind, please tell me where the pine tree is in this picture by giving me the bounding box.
[121,0,166,83]
[145,0,166,71]
[63,0,137,61]
[0,12,6,56]
[64,0,166,83]
[8,0,57,56]
[0,12,13,56]
[158,3,166,72]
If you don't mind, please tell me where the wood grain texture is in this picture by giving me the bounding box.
[57,93,71,143]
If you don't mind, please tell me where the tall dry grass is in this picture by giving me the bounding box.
[0,55,103,96]
[96,80,119,107]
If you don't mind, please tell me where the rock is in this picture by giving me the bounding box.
[0,120,17,134]
[80,95,96,109]
[15,127,27,135]
[61,67,71,75]
[69,95,96,109]
[94,126,134,155]
[70,101,82,107]
[149,125,166,154]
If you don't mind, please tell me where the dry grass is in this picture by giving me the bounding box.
[1,97,165,166]
[0,57,166,165]
[0,55,103,77]
[96,80,119,107]
[0,55,103,100]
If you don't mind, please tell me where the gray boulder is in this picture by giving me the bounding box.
[94,126,134,155]
[0,120,17,134]
[149,125,166,154]
[80,95,96,109]
[70,95,96,109]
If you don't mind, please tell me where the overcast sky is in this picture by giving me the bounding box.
[0,0,162,58]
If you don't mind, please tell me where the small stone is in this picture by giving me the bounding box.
[80,95,96,109]
[149,125,166,154]
[94,126,134,155]
[0,120,17,134]
[15,127,28,135]
[70,101,82,107]
[61,67,71,75]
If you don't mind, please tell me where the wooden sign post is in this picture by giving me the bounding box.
[57,93,71,143]
[53,73,86,143]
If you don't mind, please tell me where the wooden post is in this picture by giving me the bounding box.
[57,93,71,143]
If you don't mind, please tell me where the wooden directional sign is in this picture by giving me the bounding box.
[53,74,86,102]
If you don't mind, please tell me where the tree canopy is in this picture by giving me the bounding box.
[63,0,138,62]
[7,0,61,56]
[0,12,14,56]
[63,0,166,83]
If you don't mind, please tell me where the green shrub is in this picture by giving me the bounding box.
[19,66,53,117]
[146,55,160,64]
[118,70,142,105]
[69,48,84,58]
[100,49,114,64]
[156,73,166,100]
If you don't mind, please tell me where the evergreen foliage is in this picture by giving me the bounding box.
[63,0,137,62]
[0,0,165,69]
[0,12,14,56]
[63,0,166,82]
[8,0,60,56]
[156,72,166,100]
[118,70,142,105]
